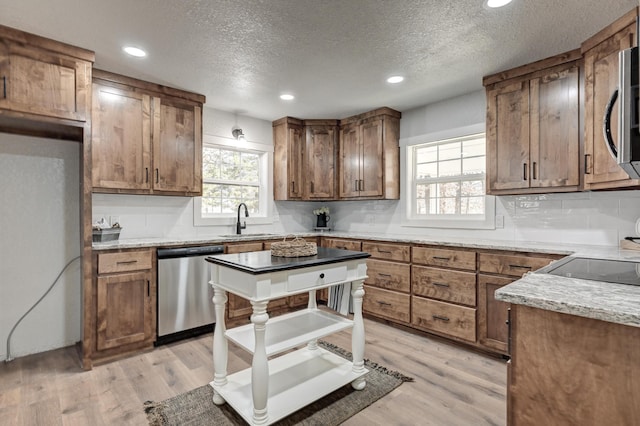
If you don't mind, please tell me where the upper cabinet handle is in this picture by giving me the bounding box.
[532,162,537,180]
[523,163,528,181]
[155,168,159,183]
[2,76,6,99]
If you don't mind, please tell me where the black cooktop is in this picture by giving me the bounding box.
[541,257,640,286]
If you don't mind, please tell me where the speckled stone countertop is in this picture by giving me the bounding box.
[495,245,640,328]
[93,231,640,327]
[93,230,584,254]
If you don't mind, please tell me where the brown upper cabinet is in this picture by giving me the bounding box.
[91,70,205,196]
[273,107,400,201]
[484,50,581,195]
[582,8,640,190]
[273,117,304,200]
[304,120,339,199]
[0,25,93,125]
[339,108,401,199]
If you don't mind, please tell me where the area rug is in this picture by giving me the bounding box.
[143,341,413,425]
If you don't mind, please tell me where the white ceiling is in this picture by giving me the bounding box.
[1,0,638,121]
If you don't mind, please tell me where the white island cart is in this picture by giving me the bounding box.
[206,247,370,425]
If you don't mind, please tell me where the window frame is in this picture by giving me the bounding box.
[194,134,274,227]
[402,124,495,230]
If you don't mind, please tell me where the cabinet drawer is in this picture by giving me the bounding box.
[412,266,476,307]
[411,297,476,342]
[287,265,347,292]
[412,246,476,271]
[362,242,410,262]
[322,238,362,251]
[363,285,410,323]
[365,259,410,293]
[478,252,557,277]
[97,250,153,274]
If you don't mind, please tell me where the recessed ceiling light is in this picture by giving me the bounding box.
[485,0,513,8]
[387,76,404,84]
[123,46,147,57]
[280,94,295,100]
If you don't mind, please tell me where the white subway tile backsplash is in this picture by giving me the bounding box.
[92,189,640,248]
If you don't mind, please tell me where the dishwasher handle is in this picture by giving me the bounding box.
[157,245,224,259]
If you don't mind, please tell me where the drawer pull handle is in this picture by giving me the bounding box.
[378,273,392,277]
[117,260,138,265]
[319,273,325,279]
[377,301,392,306]
[432,315,450,322]
[378,250,392,254]
[432,282,450,288]
[337,246,347,250]
[147,280,150,297]
[509,264,532,270]
[2,76,6,99]
[432,256,450,261]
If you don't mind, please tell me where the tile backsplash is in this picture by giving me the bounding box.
[93,190,640,247]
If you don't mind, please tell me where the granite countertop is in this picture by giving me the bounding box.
[93,230,585,254]
[93,230,640,328]
[495,246,640,328]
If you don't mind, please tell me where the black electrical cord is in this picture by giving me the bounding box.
[5,255,81,362]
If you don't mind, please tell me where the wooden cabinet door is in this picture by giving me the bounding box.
[273,118,303,200]
[477,274,512,353]
[339,124,361,198]
[305,124,337,199]
[0,40,89,121]
[92,82,152,190]
[529,64,580,189]
[152,97,202,194]
[583,21,638,188]
[486,81,530,192]
[96,271,152,350]
[359,119,384,197]
[288,124,304,199]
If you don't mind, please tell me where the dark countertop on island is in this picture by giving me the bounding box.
[205,247,370,274]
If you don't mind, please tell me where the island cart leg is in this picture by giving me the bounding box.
[307,289,318,351]
[351,279,366,390]
[211,286,228,405]
[251,300,270,425]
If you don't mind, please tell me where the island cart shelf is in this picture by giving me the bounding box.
[206,247,370,426]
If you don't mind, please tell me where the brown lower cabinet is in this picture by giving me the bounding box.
[92,248,156,362]
[320,237,563,356]
[507,305,640,425]
[411,297,476,342]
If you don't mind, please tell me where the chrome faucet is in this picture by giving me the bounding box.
[236,203,249,234]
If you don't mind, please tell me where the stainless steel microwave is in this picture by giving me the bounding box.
[603,46,640,178]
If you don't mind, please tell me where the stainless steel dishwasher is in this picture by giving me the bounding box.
[156,244,224,345]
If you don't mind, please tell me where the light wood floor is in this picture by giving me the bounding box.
[0,318,507,425]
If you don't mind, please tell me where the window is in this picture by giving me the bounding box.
[405,131,495,229]
[194,136,273,226]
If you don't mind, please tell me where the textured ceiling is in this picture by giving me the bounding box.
[1,0,638,121]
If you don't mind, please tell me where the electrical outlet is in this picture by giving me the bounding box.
[366,215,375,226]
[110,216,121,227]
[495,215,504,229]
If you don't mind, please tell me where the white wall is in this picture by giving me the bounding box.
[0,134,81,362]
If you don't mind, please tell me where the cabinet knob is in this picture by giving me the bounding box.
[319,273,325,279]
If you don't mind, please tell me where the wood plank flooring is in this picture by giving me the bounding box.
[0,317,506,425]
